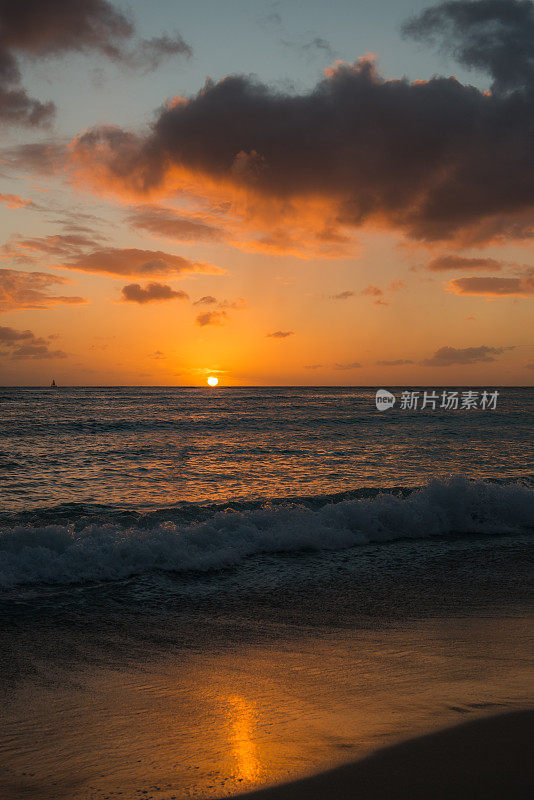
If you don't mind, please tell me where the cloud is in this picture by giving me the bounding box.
[0,193,36,209]
[10,343,67,359]
[526,363,534,370]
[3,238,224,278]
[196,310,227,327]
[131,33,192,72]
[449,271,534,296]
[0,268,86,311]
[301,37,336,60]
[421,344,514,366]
[334,361,362,370]
[330,290,355,300]
[195,296,246,325]
[0,1,192,125]
[0,325,66,359]
[68,34,534,246]
[362,284,388,305]
[428,255,504,271]
[362,285,383,297]
[267,330,294,338]
[304,363,323,369]
[121,282,188,304]
[3,233,101,263]
[127,205,226,243]
[0,141,67,174]
[402,0,534,94]
[66,247,221,278]
[376,359,414,366]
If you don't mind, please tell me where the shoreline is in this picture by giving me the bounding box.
[230,710,534,800]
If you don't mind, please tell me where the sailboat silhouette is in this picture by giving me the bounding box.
[50,378,57,388]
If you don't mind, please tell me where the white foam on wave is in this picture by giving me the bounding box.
[0,477,532,588]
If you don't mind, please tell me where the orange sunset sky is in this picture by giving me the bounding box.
[0,0,533,385]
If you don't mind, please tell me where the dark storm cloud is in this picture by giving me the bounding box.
[71,26,534,245]
[402,0,534,93]
[121,282,188,304]
[421,344,514,365]
[0,0,192,126]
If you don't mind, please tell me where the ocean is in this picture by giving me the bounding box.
[0,387,533,799]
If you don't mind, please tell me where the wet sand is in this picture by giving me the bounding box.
[1,615,532,800]
[232,710,534,800]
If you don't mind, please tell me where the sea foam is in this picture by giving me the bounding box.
[0,477,532,589]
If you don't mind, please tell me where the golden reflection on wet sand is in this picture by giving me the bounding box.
[0,617,532,799]
[227,695,262,784]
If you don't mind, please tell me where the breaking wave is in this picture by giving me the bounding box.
[0,477,532,589]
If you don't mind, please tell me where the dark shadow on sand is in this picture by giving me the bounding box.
[227,710,533,800]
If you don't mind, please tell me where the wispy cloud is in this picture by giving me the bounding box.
[0,269,86,312]
[267,330,294,338]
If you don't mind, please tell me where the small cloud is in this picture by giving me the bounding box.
[301,36,336,60]
[334,361,362,370]
[525,363,534,370]
[362,285,388,305]
[449,272,534,297]
[149,350,165,359]
[267,330,294,338]
[330,290,354,300]
[304,364,322,369]
[121,282,188,304]
[362,285,383,297]
[428,255,503,271]
[376,359,414,366]
[421,345,514,367]
[195,297,246,325]
[0,193,36,209]
[196,310,227,327]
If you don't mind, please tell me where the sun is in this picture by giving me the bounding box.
[207,376,219,387]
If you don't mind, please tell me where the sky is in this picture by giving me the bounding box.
[0,0,533,386]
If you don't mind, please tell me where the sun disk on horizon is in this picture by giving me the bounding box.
[207,376,219,387]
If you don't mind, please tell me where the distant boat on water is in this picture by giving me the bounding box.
[50,379,57,388]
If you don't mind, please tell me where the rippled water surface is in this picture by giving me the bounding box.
[1,387,532,513]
